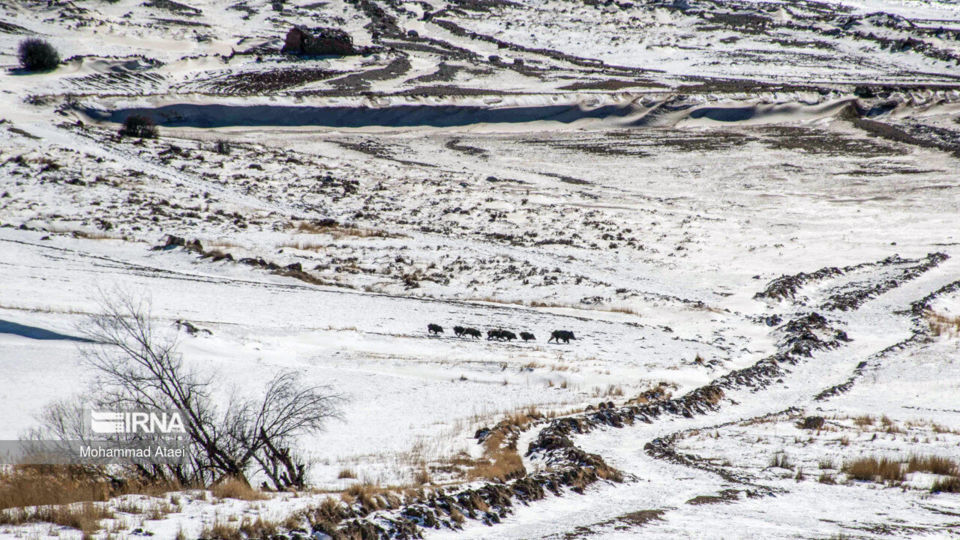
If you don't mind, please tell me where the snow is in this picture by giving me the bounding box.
[1,0,960,538]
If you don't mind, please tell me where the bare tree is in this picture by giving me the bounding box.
[77,290,342,490]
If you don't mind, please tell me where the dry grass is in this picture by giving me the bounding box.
[0,501,114,535]
[340,482,402,511]
[0,466,191,534]
[626,382,676,405]
[0,466,113,510]
[466,448,524,483]
[600,384,624,397]
[72,229,122,241]
[238,516,279,538]
[464,407,541,482]
[769,452,792,470]
[210,478,267,501]
[906,455,959,476]
[413,468,432,486]
[337,468,357,480]
[926,310,960,337]
[931,476,960,493]
[853,415,874,427]
[289,220,402,240]
[843,456,904,483]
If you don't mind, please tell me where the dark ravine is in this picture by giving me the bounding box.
[82,102,640,129]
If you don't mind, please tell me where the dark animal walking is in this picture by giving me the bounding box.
[520,331,535,342]
[453,325,465,337]
[487,329,502,341]
[428,323,444,335]
[548,330,575,343]
[501,330,517,341]
[464,327,482,339]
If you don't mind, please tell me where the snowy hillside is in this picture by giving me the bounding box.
[1,0,959,538]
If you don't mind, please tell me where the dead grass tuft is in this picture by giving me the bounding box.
[906,455,959,476]
[843,456,904,483]
[210,478,267,501]
[342,482,394,510]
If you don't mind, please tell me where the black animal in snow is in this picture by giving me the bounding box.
[548,330,575,343]
[428,323,444,335]
[520,331,535,342]
[453,325,465,337]
[464,327,482,339]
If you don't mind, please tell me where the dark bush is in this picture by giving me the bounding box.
[119,115,158,139]
[18,38,60,72]
[215,139,231,155]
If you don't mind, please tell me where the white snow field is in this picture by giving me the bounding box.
[1,0,959,538]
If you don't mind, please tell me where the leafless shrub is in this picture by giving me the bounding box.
[77,291,343,490]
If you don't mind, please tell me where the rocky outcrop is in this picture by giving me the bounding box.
[282,26,358,56]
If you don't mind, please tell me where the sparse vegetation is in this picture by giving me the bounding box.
[926,310,960,337]
[769,452,792,470]
[17,38,60,72]
[0,500,113,535]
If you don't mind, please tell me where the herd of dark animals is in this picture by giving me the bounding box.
[427,324,576,344]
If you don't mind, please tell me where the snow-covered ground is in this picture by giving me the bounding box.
[1,0,959,538]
